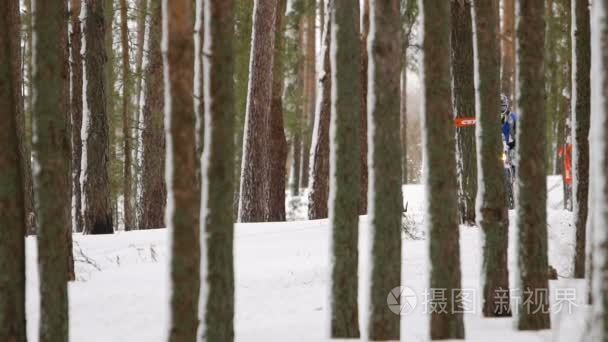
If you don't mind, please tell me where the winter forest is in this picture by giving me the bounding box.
[1,0,608,341]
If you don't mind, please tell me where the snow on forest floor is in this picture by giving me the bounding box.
[24,176,590,341]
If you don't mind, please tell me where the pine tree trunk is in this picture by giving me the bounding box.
[71,0,84,233]
[119,0,134,230]
[400,58,408,185]
[329,0,361,338]
[0,0,27,339]
[473,0,511,317]
[139,0,166,230]
[367,0,403,339]
[232,0,254,220]
[33,0,71,339]
[571,0,590,279]
[421,0,465,338]
[291,135,302,196]
[308,1,331,220]
[21,0,37,236]
[200,1,236,339]
[133,0,148,219]
[501,0,515,98]
[358,0,368,215]
[451,0,477,225]
[238,0,277,222]
[515,0,551,330]
[163,0,200,340]
[266,0,288,222]
[300,1,315,189]
[84,0,114,234]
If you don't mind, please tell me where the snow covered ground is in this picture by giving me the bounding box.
[25,176,590,341]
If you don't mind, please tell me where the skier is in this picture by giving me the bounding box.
[501,94,518,209]
[501,93,518,155]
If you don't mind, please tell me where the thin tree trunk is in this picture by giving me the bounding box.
[400,59,408,184]
[0,0,27,339]
[33,0,71,339]
[194,0,205,193]
[451,0,477,225]
[238,0,277,222]
[571,0,590,279]
[23,0,37,236]
[421,0,465,338]
[358,0,368,215]
[308,0,331,220]
[501,0,515,98]
[199,1,236,339]
[163,0,200,340]
[329,0,361,338]
[84,0,114,234]
[119,0,134,230]
[367,0,403,339]
[139,0,166,230]
[267,0,288,222]
[300,1,315,189]
[515,0,551,330]
[71,0,84,233]
[473,0,511,317]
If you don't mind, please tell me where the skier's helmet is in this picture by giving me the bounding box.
[500,94,510,116]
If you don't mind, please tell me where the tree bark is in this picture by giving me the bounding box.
[0,0,27,340]
[33,0,71,339]
[84,0,114,234]
[473,0,511,317]
[163,0,200,340]
[300,0,316,189]
[71,0,84,233]
[358,0,368,215]
[571,0,590,279]
[139,0,166,230]
[451,0,477,225]
[400,59,408,184]
[266,0,288,222]
[367,0,403,339]
[238,0,277,222]
[308,0,331,220]
[199,1,236,339]
[501,0,515,98]
[119,0,135,230]
[422,0,465,338]
[515,0,551,330]
[329,0,361,338]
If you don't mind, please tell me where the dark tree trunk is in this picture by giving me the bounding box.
[119,0,134,230]
[22,0,37,236]
[266,0,288,222]
[163,0,200,341]
[367,0,403,339]
[33,0,71,339]
[300,0,315,190]
[71,0,84,233]
[473,0,511,317]
[329,0,361,338]
[451,0,477,225]
[358,0,368,215]
[291,134,302,196]
[501,0,515,98]
[199,1,237,339]
[571,0,590,279]
[0,0,27,340]
[238,0,277,222]
[400,58,408,184]
[515,0,551,330]
[421,0,465,338]
[139,0,166,230]
[308,0,331,220]
[84,0,114,234]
